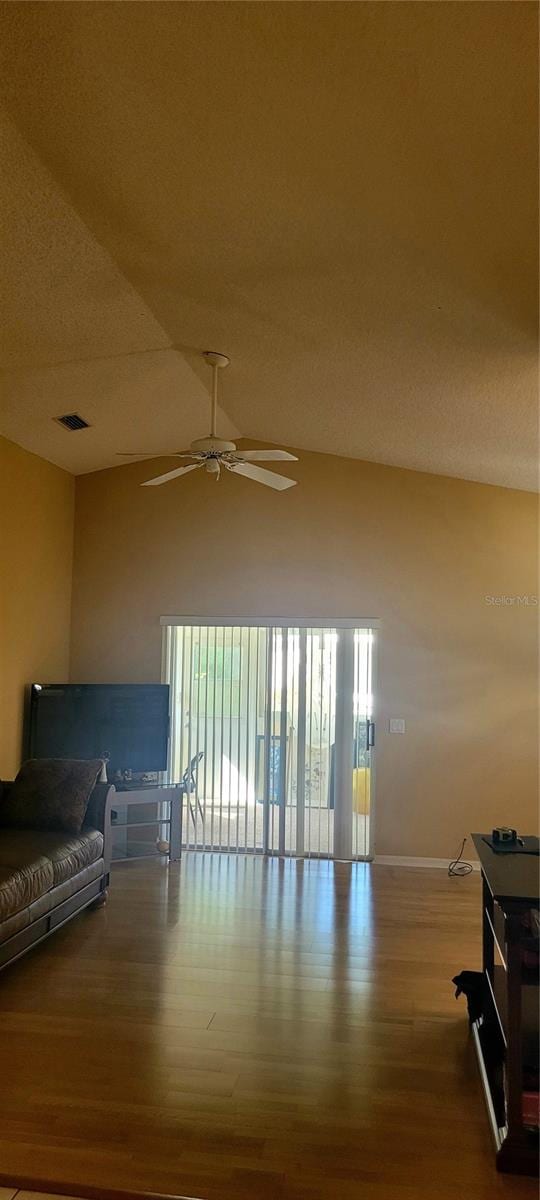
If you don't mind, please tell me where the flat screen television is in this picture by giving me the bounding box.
[28,683,170,778]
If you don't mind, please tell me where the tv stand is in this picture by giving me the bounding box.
[110,785,182,863]
[471,834,539,1176]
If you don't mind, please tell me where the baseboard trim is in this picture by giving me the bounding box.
[374,854,480,871]
[0,1175,198,1200]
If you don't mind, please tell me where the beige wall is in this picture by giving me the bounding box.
[70,449,538,858]
[0,435,74,776]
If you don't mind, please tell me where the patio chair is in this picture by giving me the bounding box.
[181,752,205,827]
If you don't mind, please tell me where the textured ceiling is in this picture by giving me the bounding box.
[0,1,538,488]
[0,109,237,471]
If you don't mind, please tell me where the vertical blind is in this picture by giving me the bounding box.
[162,621,375,860]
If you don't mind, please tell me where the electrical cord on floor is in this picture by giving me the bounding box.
[448,836,473,876]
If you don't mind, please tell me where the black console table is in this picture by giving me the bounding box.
[472,834,539,1175]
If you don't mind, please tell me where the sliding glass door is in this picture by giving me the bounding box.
[162,620,375,860]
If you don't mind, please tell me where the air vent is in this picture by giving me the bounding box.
[55,413,90,431]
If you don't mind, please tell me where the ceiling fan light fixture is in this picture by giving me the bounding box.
[122,350,298,491]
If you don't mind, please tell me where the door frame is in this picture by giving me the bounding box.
[161,616,379,861]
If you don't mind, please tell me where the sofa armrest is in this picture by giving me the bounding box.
[83,782,116,872]
[0,780,14,824]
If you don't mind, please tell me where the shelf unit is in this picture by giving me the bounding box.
[472,834,539,1176]
[110,786,182,863]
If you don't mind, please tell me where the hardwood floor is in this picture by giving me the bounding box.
[0,855,536,1200]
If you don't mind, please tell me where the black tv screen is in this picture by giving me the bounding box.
[28,683,170,776]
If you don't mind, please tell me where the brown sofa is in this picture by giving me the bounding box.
[0,778,115,970]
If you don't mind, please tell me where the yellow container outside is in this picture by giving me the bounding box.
[352,767,371,815]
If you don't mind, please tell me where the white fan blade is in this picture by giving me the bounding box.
[141,463,204,487]
[233,449,298,462]
[227,462,297,490]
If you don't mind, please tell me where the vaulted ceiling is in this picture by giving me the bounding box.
[0,2,537,488]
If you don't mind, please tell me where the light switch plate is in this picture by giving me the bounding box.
[389,718,406,734]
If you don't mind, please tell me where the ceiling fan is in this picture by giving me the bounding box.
[118,351,298,490]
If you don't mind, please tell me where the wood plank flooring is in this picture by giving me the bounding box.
[0,1193,96,1200]
[0,855,537,1200]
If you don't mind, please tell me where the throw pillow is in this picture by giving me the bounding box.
[0,758,104,834]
